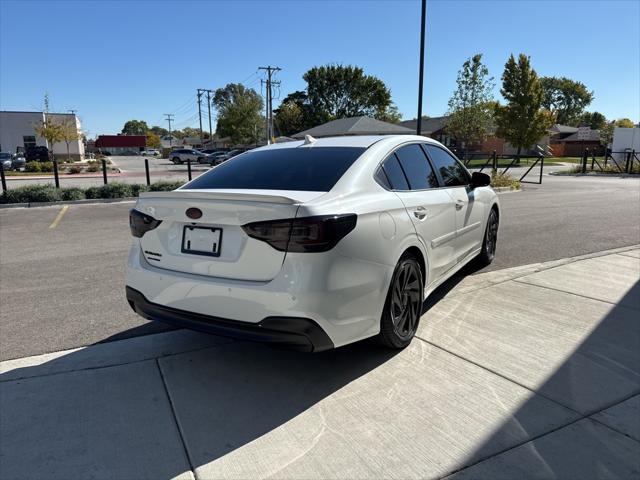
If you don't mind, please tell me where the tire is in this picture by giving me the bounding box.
[378,254,424,349]
[197,157,204,163]
[476,208,499,266]
[172,157,181,164]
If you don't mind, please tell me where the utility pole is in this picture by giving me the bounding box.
[197,88,215,148]
[164,113,174,146]
[259,66,281,144]
[206,90,213,145]
[197,90,204,147]
[67,109,77,115]
[416,0,427,136]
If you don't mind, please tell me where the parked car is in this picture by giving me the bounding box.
[126,135,499,352]
[207,148,246,166]
[141,149,160,156]
[25,146,50,162]
[170,149,205,164]
[0,152,12,170]
[11,154,26,170]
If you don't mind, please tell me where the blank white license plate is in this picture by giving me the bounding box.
[181,226,222,257]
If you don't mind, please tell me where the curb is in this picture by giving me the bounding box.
[549,172,640,178]
[493,187,521,194]
[0,197,138,209]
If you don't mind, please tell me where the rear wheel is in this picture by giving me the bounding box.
[476,209,499,266]
[172,157,181,164]
[378,255,423,349]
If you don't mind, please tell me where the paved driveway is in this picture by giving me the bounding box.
[1,248,638,479]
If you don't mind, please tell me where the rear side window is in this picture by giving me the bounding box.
[185,146,365,192]
[394,144,439,190]
[377,155,410,190]
[423,145,470,187]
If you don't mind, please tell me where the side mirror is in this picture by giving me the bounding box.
[470,171,491,189]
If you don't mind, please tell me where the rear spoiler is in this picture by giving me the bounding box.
[138,190,298,205]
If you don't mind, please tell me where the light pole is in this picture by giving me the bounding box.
[416,0,427,136]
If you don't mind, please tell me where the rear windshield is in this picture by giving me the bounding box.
[185,146,366,191]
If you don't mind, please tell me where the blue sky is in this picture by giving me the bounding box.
[1,0,638,137]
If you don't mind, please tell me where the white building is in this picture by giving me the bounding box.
[0,111,85,159]
[612,127,640,162]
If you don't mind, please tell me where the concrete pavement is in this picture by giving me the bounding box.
[1,247,638,479]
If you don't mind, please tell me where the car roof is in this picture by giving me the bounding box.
[253,134,441,151]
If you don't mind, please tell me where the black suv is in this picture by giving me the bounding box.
[25,146,50,162]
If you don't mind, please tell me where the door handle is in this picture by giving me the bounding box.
[455,201,465,211]
[413,206,427,220]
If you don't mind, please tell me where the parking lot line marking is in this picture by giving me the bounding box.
[49,206,69,229]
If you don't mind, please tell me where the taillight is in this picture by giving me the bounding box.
[242,214,357,252]
[129,209,162,238]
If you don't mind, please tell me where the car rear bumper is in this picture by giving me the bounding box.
[126,286,333,352]
[125,243,393,348]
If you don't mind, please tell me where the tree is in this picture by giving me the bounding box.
[578,111,606,130]
[445,54,495,155]
[59,118,81,161]
[149,125,169,137]
[540,76,593,126]
[34,116,64,159]
[121,119,149,135]
[274,100,306,137]
[495,54,554,157]
[146,132,161,149]
[212,83,263,145]
[176,127,209,140]
[600,118,637,146]
[304,64,398,121]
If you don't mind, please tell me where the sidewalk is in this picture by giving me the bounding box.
[1,247,638,479]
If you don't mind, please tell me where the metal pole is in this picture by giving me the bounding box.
[492,150,497,174]
[187,158,192,181]
[207,90,213,145]
[416,0,427,136]
[0,161,6,195]
[101,159,107,184]
[539,156,544,184]
[581,149,588,174]
[197,90,203,147]
[144,158,150,186]
[53,158,60,188]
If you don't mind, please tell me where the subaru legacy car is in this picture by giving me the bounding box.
[126,135,499,351]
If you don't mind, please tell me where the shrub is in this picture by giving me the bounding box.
[40,161,54,172]
[85,182,133,199]
[25,162,42,173]
[2,184,62,203]
[149,181,185,192]
[60,188,86,201]
[490,172,520,190]
[86,163,100,172]
[130,184,150,196]
[67,165,82,174]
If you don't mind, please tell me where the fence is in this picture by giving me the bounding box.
[579,149,639,174]
[460,151,545,184]
[0,157,202,197]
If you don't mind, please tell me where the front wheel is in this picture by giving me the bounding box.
[172,157,181,164]
[476,209,499,266]
[378,255,424,349]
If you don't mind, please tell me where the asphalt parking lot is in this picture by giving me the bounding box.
[1,175,639,361]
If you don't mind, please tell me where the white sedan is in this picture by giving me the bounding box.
[126,135,499,351]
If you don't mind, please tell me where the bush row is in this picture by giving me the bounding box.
[0,181,185,204]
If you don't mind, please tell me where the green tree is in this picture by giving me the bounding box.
[212,83,263,145]
[59,118,81,161]
[121,119,149,135]
[540,76,593,125]
[578,111,606,130]
[177,127,209,140]
[495,54,554,157]
[34,116,64,158]
[304,64,398,121]
[146,132,161,149]
[445,54,495,156]
[600,118,637,146]
[274,100,306,137]
[149,125,169,137]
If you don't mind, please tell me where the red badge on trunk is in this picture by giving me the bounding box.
[186,208,202,219]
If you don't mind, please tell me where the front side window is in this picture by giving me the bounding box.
[423,144,470,187]
[394,144,439,190]
[23,136,36,149]
[186,146,365,192]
